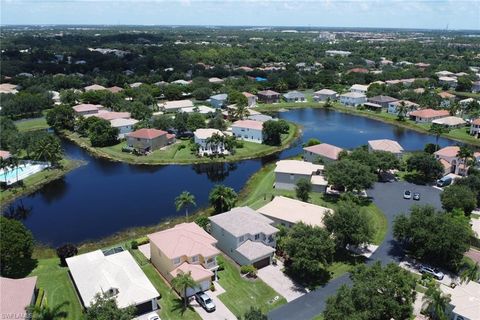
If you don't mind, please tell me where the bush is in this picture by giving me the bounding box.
[130,240,138,249]
[209,283,216,292]
[56,243,78,267]
[240,265,257,276]
[217,259,225,271]
[135,236,149,245]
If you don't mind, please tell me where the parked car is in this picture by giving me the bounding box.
[437,176,453,187]
[147,314,160,320]
[195,292,216,312]
[403,190,412,199]
[413,193,420,201]
[419,265,445,280]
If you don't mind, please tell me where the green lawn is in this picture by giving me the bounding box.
[15,117,49,132]
[216,255,286,318]
[63,122,298,165]
[29,258,84,320]
[0,159,84,205]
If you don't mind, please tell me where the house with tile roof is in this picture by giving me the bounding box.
[72,103,104,116]
[283,91,306,103]
[368,139,404,157]
[274,160,327,192]
[110,118,139,139]
[194,128,227,156]
[387,100,419,114]
[339,92,367,106]
[303,143,344,163]
[209,207,278,268]
[440,280,480,320]
[159,100,194,113]
[470,118,480,137]
[313,89,338,102]
[434,146,471,176]
[148,223,220,297]
[243,92,258,107]
[431,116,466,129]
[231,119,264,143]
[0,276,37,320]
[84,84,106,92]
[367,95,398,108]
[409,109,450,123]
[126,128,173,153]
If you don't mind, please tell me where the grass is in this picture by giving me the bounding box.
[130,249,201,320]
[62,122,299,165]
[15,117,49,132]
[216,255,286,318]
[0,159,84,206]
[28,258,84,320]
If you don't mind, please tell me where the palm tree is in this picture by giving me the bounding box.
[27,301,69,320]
[175,191,196,222]
[396,101,407,121]
[171,271,197,309]
[206,133,225,156]
[8,155,20,184]
[234,104,249,120]
[34,136,63,167]
[460,262,480,284]
[422,284,451,320]
[457,145,474,176]
[429,124,449,151]
[208,184,238,214]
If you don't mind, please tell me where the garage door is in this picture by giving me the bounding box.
[253,257,271,269]
[185,280,211,297]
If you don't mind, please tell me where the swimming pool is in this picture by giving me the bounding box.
[0,162,50,185]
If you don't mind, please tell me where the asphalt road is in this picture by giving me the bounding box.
[268,181,443,320]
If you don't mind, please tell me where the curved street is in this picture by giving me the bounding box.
[268,181,443,320]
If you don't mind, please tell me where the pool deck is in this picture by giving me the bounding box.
[0,162,50,185]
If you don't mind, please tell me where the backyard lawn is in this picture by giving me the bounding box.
[216,255,286,318]
[29,258,84,320]
[15,117,49,132]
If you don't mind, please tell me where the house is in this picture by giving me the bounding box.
[0,83,19,94]
[126,128,173,153]
[208,77,224,84]
[231,120,264,143]
[209,93,228,108]
[434,146,468,176]
[0,150,11,160]
[313,89,338,102]
[363,102,383,112]
[472,81,480,93]
[247,114,273,122]
[208,207,278,268]
[0,276,37,320]
[339,92,367,106]
[194,128,227,156]
[106,86,123,93]
[431,116,466,129]
[459,98,475,107]
[92,111,131,121]
[171,79,191,85]
[349,84,369,95]
[438,76,458,88]
[243,92,258,107]
[347,68,369,74]
[325,50,351,57]
[257,196,334,228]
[84,84,106,92]
[283,91,306,102]
[367,95,398,108]
[274,160,327,192]
[110,118,139,139]
[72,103,104,116]
[438,92,456,107]
[435,70,455,78]
[181,105,216,114]
[303,143,344,163]
[409,109,450,123]
[257,90,281,104]
[470,118,480,137]
[159,100,194,113]
[387,100,419,114]
[440,280,480,320]
[66,250,159,313]
[368,139,404,157]
[148,223,220,297]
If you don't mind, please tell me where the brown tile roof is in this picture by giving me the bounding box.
[0,150,11,159]
[303,143,344,160]
[128,128,167,140]
[258,90,280,97]
[409,108,449,119]
[435,146,460,158]
[232,119,264,131]
[438,91,456,99]
[472,118,480,125]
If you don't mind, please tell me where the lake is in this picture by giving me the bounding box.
[9,108,455,246]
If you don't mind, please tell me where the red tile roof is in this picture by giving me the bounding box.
[435,146,460,158]
[409,108,449,119]
[232,119,264,131]
[472,118,480,126]
[438,91,456,99]
[128,128,167,140]
[348,68,369,74]
[303,143,344,160]
[0,276,37,318]
[0,150,11,159]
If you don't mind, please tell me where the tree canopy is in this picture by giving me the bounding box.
[325,159,377,192]
[0,216,34,277]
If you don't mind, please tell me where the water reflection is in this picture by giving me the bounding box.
[36,179,69,204]
[3,200,32,221]
[192,162,239,182]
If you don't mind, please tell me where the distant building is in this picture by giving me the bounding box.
[84,84,106,92]
[431,116,466,129]
[325,50,351,57]
[110,118,139,139]
[367,95,398,108]
[349,84,369,95]
[0,83,19,94]
[72,103,104,116]
[438,76,458,89]
[210,93,228,108]
[339,92,367,106]
[127,128,173,153]
[283,91,306,103]
[470,118,480,137]
[0,150,11,160]
[409,109,450,123]
[303,143,344,163]
[368,139,404,157]
[313,89,338,102]
[434,146,468,176]
[387,100,419,114]
[106,86,123,93]
[231,120,264,144]
[208,77,224,84]
[472,81,480,93]
[159,100,194,113]
[257,90,281,104]
[243,92,258,107]
[92,111,131,121]
[274,160,327,192]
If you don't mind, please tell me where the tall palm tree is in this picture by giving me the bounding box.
[175,191,196,222]
[422,284,451,320]
[27,301,69,320]
[234,104,249,120]
[396,101,407,121]
[429,124,449,151]
[171,271,197,309]
[457,145,474,176]
[208,184,238,214]
[34,136,63,167]
[460,262,480,284]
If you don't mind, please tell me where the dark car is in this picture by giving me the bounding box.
[413,193,420,201]
[195,292,216,312]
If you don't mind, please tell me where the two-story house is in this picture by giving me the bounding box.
[194,128,227,156]
[148,223,220,297]
[231,120,264,143]
[209,207,279,269]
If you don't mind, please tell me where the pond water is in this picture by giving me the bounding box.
[8,108,455,246]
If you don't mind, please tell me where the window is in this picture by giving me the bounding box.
[173,257,180,265]
[254,234,260,240]
[290,174,294,181]
[191,255,199,262]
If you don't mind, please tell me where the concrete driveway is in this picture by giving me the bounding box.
[191,282,237,320]
[257,260,308,302]
[268,181,443,320]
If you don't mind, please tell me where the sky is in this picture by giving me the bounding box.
[1,0,479,30]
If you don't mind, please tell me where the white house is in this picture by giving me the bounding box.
[159,100,194,113]
[340,92,367,106]
[194,128,227,156]
[231,120,264,143]
[439,76,458,88]
[349,84,369,95]
[431,116,466,129]
[66,250,160,313]
[110,118,139,139]
[387,100,419,114]
[470,118,480,137]
[440,281,480,320]
[209,207,278,268]
[243,92,258,107]
[313,89,338,102]
[274,160,327,192]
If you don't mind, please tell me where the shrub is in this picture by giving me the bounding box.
[135,236,149,245]
[240,265,257,276]
[56,243,78,267]
[217,259,225,271]
[130,240,138,249]
[209,283,216,292]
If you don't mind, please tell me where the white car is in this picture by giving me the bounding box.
[195,292,216,312]
[148,314,160,320]
[403,190,412,199]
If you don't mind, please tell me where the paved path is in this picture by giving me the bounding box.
[268,181,442,320]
